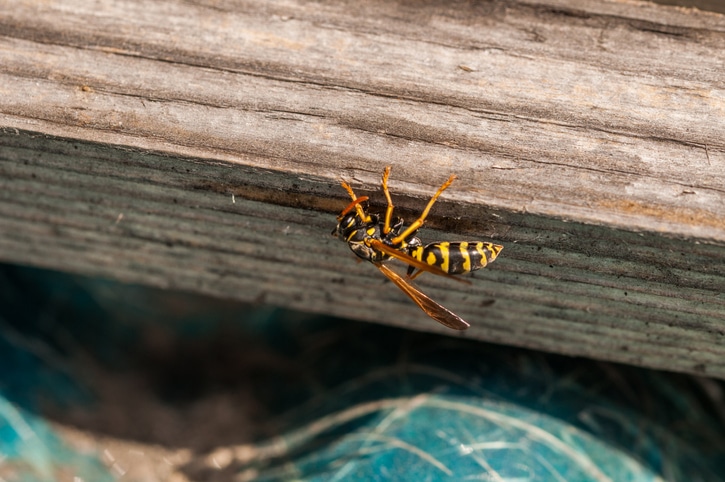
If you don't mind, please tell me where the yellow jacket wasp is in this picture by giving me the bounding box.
[332,166,503,330]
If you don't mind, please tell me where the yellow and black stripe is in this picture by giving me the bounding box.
[408,241,503,275]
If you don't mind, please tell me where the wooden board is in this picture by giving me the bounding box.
[0,0,724,378]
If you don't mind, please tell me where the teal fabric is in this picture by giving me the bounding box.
[1,264,723,481]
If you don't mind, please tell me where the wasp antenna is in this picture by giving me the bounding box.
[339,180,371,222]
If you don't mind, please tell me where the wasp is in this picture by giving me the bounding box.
[332,166,503,330]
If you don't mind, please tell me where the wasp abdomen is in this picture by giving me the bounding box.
[409,241,503,275]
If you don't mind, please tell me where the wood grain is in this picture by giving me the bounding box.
[0,0,723,377]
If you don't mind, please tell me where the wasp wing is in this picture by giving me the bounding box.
[368,239,470,285]
[375,263,469,331]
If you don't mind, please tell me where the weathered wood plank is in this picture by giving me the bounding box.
[0,0,724,377]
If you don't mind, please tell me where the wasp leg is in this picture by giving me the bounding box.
[381,166,395,235]
[338,196,369,220]
[340,180,371,223]
[340,180,359,202]
[391,174,456,245]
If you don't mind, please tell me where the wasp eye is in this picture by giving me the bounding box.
[341,214,360,228]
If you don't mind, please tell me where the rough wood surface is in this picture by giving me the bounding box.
[0,0,724,378]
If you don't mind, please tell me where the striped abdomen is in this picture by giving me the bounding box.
[408,241,503,275]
